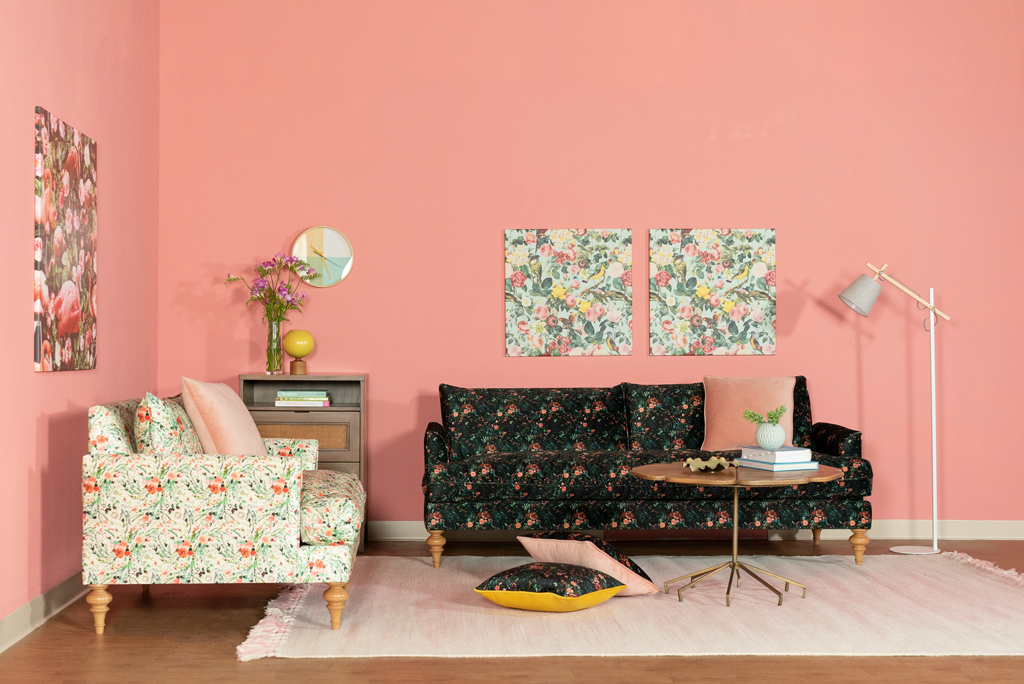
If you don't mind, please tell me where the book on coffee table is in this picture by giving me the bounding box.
[734,457,819,472]
[740,446,812,463]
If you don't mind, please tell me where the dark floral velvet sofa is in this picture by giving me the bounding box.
[423,377,871,567]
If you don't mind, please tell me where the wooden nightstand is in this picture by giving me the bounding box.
[239,373,366,551]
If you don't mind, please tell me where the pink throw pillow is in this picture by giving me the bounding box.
[517,533,660,596]
[181,377,268,456]
[701,376,796,452]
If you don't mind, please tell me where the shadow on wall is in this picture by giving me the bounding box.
[33,406,90,596]
[366,392,442,521]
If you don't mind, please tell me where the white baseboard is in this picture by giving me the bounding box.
[369,520,1024,542]
[0,572,87,655]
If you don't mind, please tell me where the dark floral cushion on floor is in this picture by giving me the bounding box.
[474,562,626,612]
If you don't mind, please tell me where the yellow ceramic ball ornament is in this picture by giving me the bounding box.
[283,330,315,375]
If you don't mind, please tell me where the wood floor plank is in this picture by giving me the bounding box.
[0,539,1021,683]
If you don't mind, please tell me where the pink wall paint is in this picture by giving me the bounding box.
[158,1,1024,525]
[0,1,160,620]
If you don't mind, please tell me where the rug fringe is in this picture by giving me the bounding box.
[943,551,1024,587]
[236,583,315,662]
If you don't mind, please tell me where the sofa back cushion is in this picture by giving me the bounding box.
[623,382,706,450]
[440,384,627,459]
[624,376,812,451]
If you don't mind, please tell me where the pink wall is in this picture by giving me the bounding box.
[158,1,1024,524]
[0,1,160,619]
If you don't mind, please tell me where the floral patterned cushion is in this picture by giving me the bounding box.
[300,470,366,546]
[474,562,625,612]
[264,438,320,472]
[134,392,204,455]
[440,385,628,460]
[428,497,872,533]
[423,449,871,503]
[519,532,659,595]
[623,377,813,451]
[88,398,140,454]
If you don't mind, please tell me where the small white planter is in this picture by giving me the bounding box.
[755,423,785,450]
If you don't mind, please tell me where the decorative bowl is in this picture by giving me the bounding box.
[684,456,731,473]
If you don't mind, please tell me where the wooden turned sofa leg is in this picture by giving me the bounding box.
[86,585,112,634]
[812,529,822,546]
[324,582,349,630]
[427,530,446,568]
[850,529,869,565]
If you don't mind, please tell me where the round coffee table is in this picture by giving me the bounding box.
[630,463,844,606]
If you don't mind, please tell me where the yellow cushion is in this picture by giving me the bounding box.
[474,585,624,612]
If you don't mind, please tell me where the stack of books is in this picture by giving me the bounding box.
[275,390,330,407]
[734,446,818,471]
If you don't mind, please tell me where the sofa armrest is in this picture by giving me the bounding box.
[424,422,453,468]
[811,422,873,479]
[264,437,319,471]
[82,452,304,584]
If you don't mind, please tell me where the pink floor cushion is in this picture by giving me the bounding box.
[517,532,660,596]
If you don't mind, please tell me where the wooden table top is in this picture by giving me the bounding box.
[629,463,844,487]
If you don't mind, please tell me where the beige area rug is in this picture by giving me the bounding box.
[237,553,1024,660]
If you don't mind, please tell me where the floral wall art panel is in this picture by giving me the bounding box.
[505,229,633,356]
[35,107,97,372]
[649,229,776,356]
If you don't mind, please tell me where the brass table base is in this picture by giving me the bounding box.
[663,488,808,607]
[663,560,807,606]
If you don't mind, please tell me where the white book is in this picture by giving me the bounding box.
[740,446,812,463]
[274,400,330,407]
[734,457,819,472]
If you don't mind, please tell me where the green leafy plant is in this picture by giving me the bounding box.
[743,405,787,426]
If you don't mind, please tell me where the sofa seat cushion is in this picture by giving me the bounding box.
[424,450,871,503]
[427,498,871,532]
[300,470,366,546]
[440,385,628,459]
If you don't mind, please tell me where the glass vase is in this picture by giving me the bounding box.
[266,321,283,374]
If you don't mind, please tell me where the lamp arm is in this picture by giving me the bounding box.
[865,262,951,321]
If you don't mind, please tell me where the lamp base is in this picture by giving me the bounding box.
[289,359,307,375]
[889,545,941,555]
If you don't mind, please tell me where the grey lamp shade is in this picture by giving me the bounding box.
[839,274,882,317]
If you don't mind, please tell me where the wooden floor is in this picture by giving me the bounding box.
[1,538,1022,683]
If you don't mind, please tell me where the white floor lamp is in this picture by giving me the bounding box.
[838,262,951,555]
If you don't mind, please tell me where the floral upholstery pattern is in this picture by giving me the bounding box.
[264,438,319,472]
[427,498,871,532]
[440,384,628,460]
[476,562,623,596]
[623,383,706,450]
[300,470,366,545]
[423,449,871,502]
[523,532,653,583]
[134,392,204,455]
[85,397,361,587]
[424,379,872,535]
[88,399,140,455]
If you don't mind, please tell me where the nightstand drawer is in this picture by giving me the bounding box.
[251,411,360,453]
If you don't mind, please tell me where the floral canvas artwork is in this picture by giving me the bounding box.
[34,107,97,372]
[505,230,632,356]
[649,229,776,356]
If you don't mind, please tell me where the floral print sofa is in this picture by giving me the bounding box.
[83,398,365,633]
[423,377,871,567]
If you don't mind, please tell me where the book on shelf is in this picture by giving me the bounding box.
[734,457,819,472]
[739,446,812,463]
[276,390,329,398]
[274,399,330,407]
